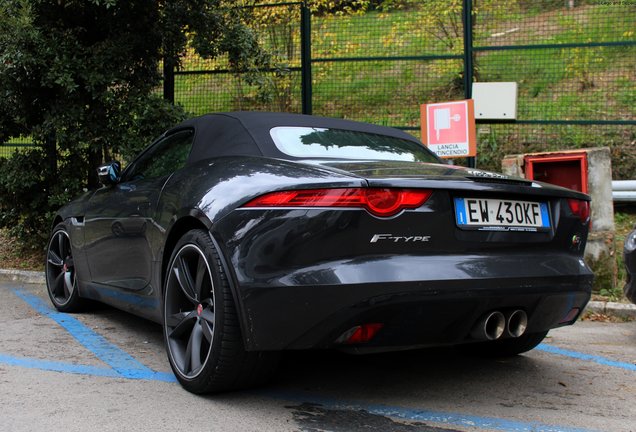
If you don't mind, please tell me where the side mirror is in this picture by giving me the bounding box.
[97,161,122,186]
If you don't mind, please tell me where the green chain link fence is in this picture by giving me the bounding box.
[167,0,635,175]
[0,137,35,159]
[169,2,307,116]
[4,1,634,175]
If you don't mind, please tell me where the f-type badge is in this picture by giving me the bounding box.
[370,234,431,243]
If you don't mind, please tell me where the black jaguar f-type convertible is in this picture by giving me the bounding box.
[46,112,593,393]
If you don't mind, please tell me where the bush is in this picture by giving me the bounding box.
[0,149,63,249]
[0,0,261,250]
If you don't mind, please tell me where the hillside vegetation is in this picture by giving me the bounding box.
[173,1,635,175]
[3,2,634,175]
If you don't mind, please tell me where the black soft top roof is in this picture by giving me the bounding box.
[174,112,422,164]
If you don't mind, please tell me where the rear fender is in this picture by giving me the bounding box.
[157,208,256,350]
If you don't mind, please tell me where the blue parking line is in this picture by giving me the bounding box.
[267,391,600,432]
[0,353,121,378]
[537,343,636,372]
[0,352,177,382]
[11,288,171,380]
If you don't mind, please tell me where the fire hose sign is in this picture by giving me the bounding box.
[420,100,476,159]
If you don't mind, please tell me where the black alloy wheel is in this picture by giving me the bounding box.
[45,224,84,312]
[164,242,216,380]
[163,229,279,394]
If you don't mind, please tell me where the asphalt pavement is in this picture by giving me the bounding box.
[0,275,635,432]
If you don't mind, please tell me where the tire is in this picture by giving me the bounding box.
[463,331,549,357]
[45,223,86,312]
[163,229,279,394]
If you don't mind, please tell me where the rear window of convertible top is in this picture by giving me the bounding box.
[269,126,438,163]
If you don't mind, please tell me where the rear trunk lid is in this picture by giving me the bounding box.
[313,159,587,200]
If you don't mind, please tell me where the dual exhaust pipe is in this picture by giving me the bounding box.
[470,309,528,341]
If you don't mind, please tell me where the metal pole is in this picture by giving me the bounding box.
[163,57,175,104]
[300,2,312,115]
[463,0,476,168]
[45,132,57,184]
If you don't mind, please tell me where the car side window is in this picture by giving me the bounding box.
[125,129,194,182]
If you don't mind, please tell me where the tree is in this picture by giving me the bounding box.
[0,0,268,248]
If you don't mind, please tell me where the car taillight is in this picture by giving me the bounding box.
[567,199,590,225]
[243,188,432,217]
[335,323,384,344]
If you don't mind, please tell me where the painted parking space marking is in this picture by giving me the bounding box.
[10,288,175,381]
[537,343,636,372]
[0,353,124,379]
[0,352,176,382]
[266,391,601,432]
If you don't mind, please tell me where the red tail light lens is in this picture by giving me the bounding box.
[336,323,384,344]
[567,199,590,225]
[243,188,432,217]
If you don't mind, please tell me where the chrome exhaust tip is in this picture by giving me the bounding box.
[471,311,505,341]
[506,309,528,338]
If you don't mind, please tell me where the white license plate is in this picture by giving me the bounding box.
[454,197,550,231]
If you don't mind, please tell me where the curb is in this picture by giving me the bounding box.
[584,300,636,320]
[0,269,45,285]
[1,268,635,320]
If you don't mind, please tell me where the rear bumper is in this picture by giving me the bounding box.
[230,253,593,351]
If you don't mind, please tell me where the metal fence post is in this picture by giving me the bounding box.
[45,132,57,182]
[163,57,175,104]
[463,0,476,168]
[300,2,312,115]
